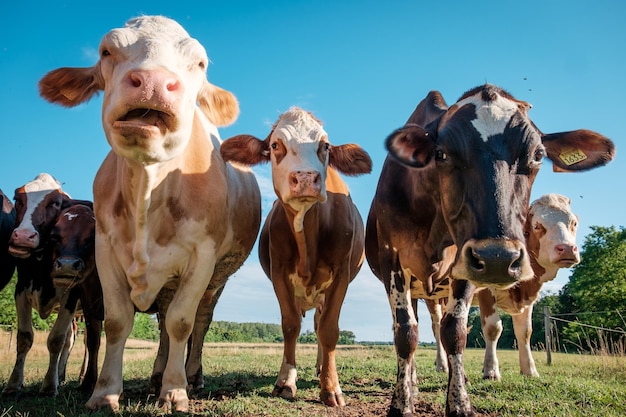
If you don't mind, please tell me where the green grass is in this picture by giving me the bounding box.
[0,333,625,416]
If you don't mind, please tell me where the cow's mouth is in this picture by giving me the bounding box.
[114,108,173,131]
[556,258,579,268]
[8,245,33,259]
[51,274,83,289]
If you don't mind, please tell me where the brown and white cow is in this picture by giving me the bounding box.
[0,188,16,291]
[49,203,104,393]
[38,16,261,412]
[476,193,580,380]
[365,84,614,416]
[3,173,92,397]
[220,107,372,406]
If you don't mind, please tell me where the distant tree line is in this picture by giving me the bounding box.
[128,316,357,344]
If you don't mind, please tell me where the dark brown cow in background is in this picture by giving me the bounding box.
[49,203,103,393]
[221,106,372,406]
[365,84,614,416]
[3,173,93,397]
[1,188,16,290]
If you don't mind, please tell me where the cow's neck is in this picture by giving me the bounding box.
[124,163,162,287]
[509,253,545,304]
[537,262,560,284]
[284,202,320,283]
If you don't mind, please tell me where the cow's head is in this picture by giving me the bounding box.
[10,173,73,258]
[386,84,613,288]
[220,107,371,230]
[525,194,580,279]
[50,204,96,289]
[38,15,239,165]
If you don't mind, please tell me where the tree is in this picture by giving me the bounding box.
[558,226,626,350]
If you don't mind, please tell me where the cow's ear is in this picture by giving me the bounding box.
[69,200,94,210]
[385,124,435,168]
[198,81,239,127]
[220,134,269,165]
[542,129,615,172]
[39,65,103,107]
[329,144,372,176]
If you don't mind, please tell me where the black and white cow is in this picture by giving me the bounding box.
[3,173,92,397]
[365,84,614,417]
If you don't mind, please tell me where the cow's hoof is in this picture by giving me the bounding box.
[85,395,120,412]
[481,371,500,381]
[39,386,59,397]
[159,388,189,413]
[320,390,345,407]
[187,370,204,390]
[447,411,476,417]
[387,406,413,417]
[272,384,296,400]
[0,387,22,398]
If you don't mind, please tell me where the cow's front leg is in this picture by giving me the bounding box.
[158,280,209,413]
[441,279,476,417]
[186,285,224,390]
[79,313,102,393]
[2,290,34,397]
[272,278,300,400]
[41,293,78,396]
[512,306,539,377]
[150,289,174,395]
[425,298,448,373]
[85,271,135,412]
[316,279,349,407]
[477,289,502,380]
[388,267,418,417]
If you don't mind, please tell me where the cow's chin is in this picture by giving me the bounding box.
[52,276,84,289]
[108,131,188,164]
[8,246,33,259]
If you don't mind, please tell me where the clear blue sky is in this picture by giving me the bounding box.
[1,1,623,342]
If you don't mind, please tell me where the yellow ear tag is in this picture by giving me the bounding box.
[559,148,587,166]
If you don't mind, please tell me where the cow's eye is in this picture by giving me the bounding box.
[271,142,278,150]
[435,149,447,162]
[198,60,206,70]
[101,49,111,58]
[533,147,545,163]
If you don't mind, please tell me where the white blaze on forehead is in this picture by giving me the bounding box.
[24,173,62,193]
[18,173,64,233]
[273,108,328,149]
[455,93,520,142]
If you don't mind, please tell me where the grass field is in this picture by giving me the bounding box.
[0,331,625,416]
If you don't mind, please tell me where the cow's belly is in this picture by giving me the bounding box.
[289,271,333,313]
[493,288,536,315]
[23,287,62,319]
[99,216,222,310]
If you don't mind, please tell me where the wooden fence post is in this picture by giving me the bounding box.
[544,306,552,366]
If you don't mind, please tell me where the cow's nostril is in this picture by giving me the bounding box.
[468,247,486,272]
